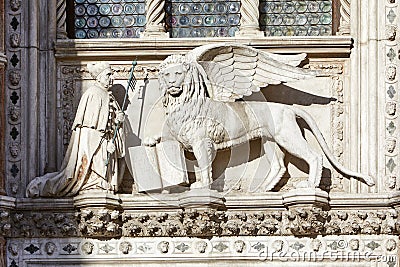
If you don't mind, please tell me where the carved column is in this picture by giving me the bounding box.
[0,0,6,196]
[141,0,168,38]
[236,0,264,37]
[56,0,67,39]
[338,0,350,35]
[348,0,381,193]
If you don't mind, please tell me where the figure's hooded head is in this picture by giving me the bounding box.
[87,62,114,89]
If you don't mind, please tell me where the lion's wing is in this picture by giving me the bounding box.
[191,43,319,102]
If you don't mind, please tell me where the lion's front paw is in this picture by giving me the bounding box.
[190,181,205,189]
[142,136,161,147]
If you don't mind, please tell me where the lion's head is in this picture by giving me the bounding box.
[159,54,209,105]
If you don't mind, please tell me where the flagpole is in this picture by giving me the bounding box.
[105,60,137,166]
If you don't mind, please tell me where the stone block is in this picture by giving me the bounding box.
[128,145,162,192]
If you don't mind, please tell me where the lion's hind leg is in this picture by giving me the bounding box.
[260,144,286,191]
[274,111,323,188]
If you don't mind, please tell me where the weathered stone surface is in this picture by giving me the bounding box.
[2,0,398,265]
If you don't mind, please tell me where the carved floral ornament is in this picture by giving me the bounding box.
[3,207,400,238]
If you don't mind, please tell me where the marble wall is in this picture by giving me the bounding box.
[1,0,400,266]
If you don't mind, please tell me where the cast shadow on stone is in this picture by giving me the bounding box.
[261,84,336,106]
[272,154,332,193]
[272,117,333,193]
[110,84,129,111]
[110,84,137,194]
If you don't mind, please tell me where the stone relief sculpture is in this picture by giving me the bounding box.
[155,43,375,190]
[26,62,125,197]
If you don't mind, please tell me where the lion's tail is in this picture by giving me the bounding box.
[289,106,375,186]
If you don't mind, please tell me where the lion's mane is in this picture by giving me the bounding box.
[159,56,225,148]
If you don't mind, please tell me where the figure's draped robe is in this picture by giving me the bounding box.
[26,85,124,197]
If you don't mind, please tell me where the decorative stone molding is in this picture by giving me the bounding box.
[141,0,168,38]
[78,208,122,238]
[385,0,399,191]
[0,64,5,196]
[10,211,77,238]
[6,235,399,266]
[74,192,123,238]
[5,0,22,197]
[236,0,264,37]
[325,209,399,235]
[282,188,329,236]
[3,198,400,238]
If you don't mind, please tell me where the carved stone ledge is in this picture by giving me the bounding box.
[178,189,225,210]
[0,196,16,209]
[282,188,329,209]
[73,192,122,210]
[55,37,353,59]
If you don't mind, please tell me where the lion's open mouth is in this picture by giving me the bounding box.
[167,87,183,96]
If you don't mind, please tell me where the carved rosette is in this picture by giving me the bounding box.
[385,0,399,190]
